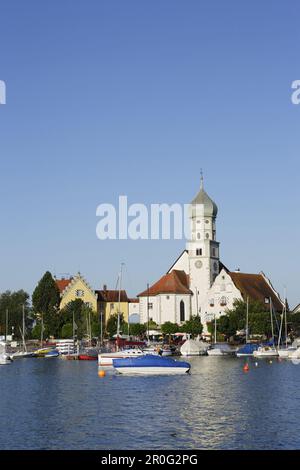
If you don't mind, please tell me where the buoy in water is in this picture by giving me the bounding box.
[243,363,249,372]
[98,369,106,378]
[269,360,273,364]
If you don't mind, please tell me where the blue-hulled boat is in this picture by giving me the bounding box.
[236,343,259,357]
[113,354,191,375]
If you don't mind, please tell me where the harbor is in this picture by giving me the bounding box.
[1,355,300,450]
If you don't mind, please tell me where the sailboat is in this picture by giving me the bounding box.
[277,291,295,358]
[98,263,146,366]
[253,298,278,358]
[207,315,236,356]
[236,298,259,357]
[0,341,13,365]
[12,305,34,359]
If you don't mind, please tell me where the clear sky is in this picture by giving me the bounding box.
[0,1,299,307]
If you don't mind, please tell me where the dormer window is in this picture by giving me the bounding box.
[76,289,84,297]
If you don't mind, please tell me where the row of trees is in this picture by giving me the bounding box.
[208,299,300,341]
[2,272,300,342]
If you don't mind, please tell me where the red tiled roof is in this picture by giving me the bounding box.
[129,298,139,303]
[228,272,284,312]
[56,278,73,293]
[138,270,192,297]
[95,289,128,303]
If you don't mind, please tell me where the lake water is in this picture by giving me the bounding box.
[1,356,300,450]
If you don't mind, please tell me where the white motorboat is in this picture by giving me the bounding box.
[142,345,172,356]
[278,347,297,358]
[11,351,34,359]
[98,348,145,366]
[0,342,12,365]
[287,347,300,360]
[113,355,191,375]
[253,346,278,358]
[207,343,236,356]
[180,339,209,356]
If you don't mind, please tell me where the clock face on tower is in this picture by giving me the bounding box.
[195,260,203,269]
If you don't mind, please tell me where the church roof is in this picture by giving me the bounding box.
[56,278,73,293]
[138,270,192,297]
[191,175,218,217]
[96,289,128,303]
[228,271,284,312]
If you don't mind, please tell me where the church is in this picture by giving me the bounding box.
[138,176,284,331]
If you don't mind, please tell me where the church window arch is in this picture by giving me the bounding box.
[180,300,185,322]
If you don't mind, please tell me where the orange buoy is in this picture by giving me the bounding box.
[243,363,249,372]
[98,369,106,378]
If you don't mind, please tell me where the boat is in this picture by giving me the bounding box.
[44,349,59,358]
[236,343,259,357]
[277,293,295,358]
[253,345,279,358]
[33,347,55,357]
[112,354,191,375]
[11,351,35,359]
[207,343,236,356]
[0,342,13,365]
[98,348,145,366]
[253,297,279,358]
[142,344,172,356]
[180,339,209,356]
[11,305,34,359]
[207,315,236,356]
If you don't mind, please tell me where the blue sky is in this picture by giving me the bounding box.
[0,1,299,307]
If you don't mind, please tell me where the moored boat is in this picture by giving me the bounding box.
[98,348,145,366]
[0,342,13,365]
[207,343,236,356]
[113,354,191,375]
[253,346,278,358]
[236,343,259,357]
[180,339,209,356]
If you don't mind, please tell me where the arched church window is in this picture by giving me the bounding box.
[180,300,185,322]
[206,233,209,239]
[197,233,201,239]
[220,297,227,306]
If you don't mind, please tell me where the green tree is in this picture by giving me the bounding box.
[181,315,203,337]
[161,322,179,335]
[59,299,98,340]
[0,290,32,339]
[129,323,147,337]
[32,271,61,338]
[106,313,128,338]
[61,323,73,339]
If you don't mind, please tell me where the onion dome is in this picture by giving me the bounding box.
[191,173,218,217]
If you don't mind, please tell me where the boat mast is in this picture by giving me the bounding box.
[5,308,8,342]
[22,304,27,352]
[117,263,124,351]
[246,297,249,343]
[270,297,275,346]
[284,287,288,349]
[147,283,150,343]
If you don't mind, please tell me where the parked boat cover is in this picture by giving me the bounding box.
[180,339,208,355]
[113,354,190,369]
[236,343,259,355]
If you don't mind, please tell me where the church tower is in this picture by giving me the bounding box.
[186,173,220,315]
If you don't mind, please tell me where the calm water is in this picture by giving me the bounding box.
[0,357,300,450]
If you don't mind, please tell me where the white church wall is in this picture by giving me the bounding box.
[201,269,242,325]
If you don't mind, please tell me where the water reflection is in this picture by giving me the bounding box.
[0,357,300,449]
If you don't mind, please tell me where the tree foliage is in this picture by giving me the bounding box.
[161,322,179,335]
[0,290,31,339]
[32,271,61,337]
[59,299,99,339]
[129,323,147,337]
[181,315,203,336]
[106,313,128,338]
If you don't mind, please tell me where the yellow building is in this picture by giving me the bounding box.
[56,273,98,312]
[96,286,129,325]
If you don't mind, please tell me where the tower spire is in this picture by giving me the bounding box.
[200,169,204,190]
